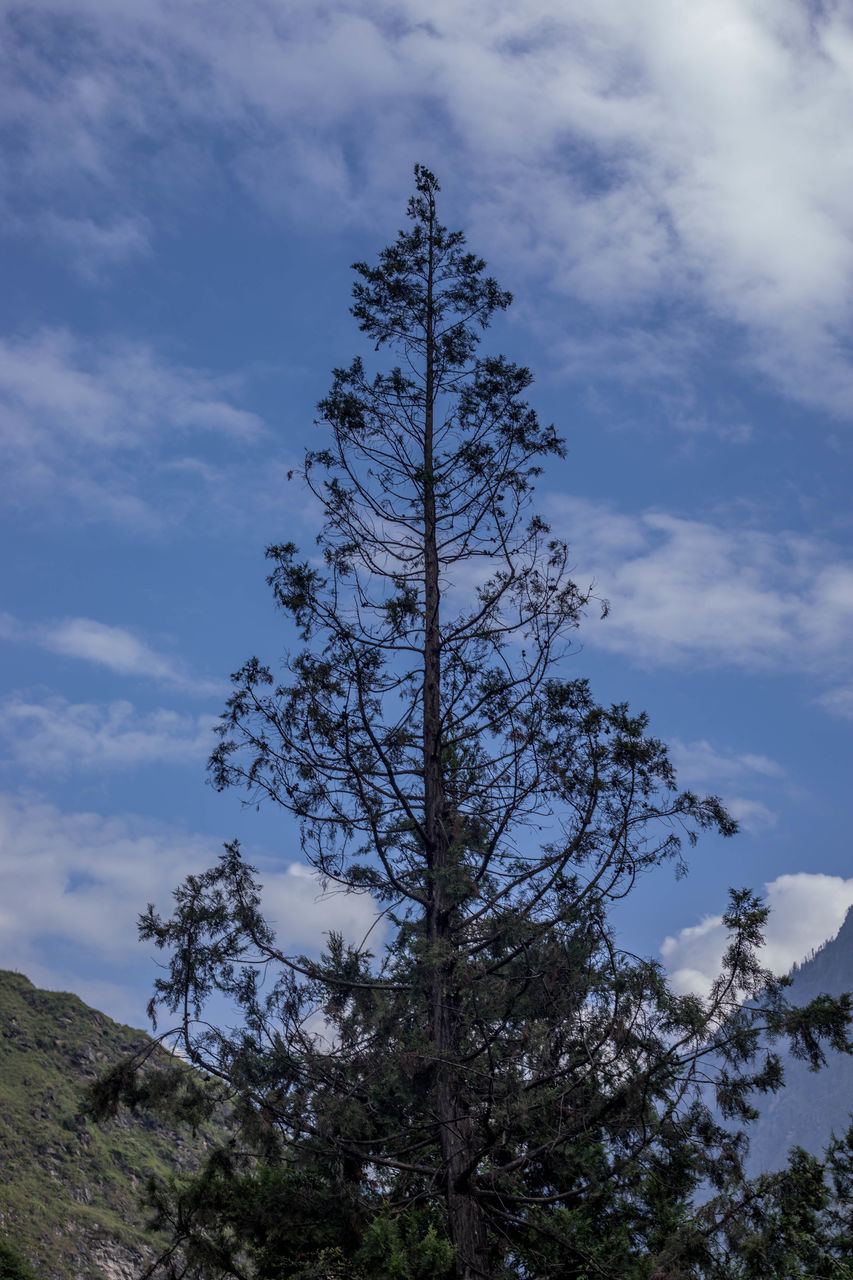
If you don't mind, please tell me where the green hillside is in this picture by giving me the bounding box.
[0,970,217,1280]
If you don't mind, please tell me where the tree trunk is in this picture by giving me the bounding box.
[420,186,490,1280]
[436,1018,491,1278]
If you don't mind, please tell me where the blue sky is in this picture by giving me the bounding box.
[1,0,852,1027]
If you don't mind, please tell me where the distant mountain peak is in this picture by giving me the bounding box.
[746,908,853,1174]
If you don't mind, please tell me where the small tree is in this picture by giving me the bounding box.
[0,1241,40,1280]
[126,168,852,1280]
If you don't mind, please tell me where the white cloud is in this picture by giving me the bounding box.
[0,613,220,695]
[662,872,853,996]
[670,739,783,787]
[5,1,853,414]
[0,696,215,773]
[0,327,265,525]
[725,797,777,837]
[261,864,383,956]
[550,497,853,687]
[0,791,382,1027]
[42,618,199,686]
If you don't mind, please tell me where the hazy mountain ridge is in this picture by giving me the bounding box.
[745,906,853,1174]
[0,970,219,1280]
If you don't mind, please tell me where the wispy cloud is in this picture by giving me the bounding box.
[4,1,853,415]
[817,684,853,721]
[39,212,151,277]
[0,791,381,1027]
[668,739,784,835]
[0,327,265,526]
[670,740,784,787]
[549,497,853,692]
[0,613,220,695]
[0,697,216,773]
[724,797,777,837]
[662,873,853,997]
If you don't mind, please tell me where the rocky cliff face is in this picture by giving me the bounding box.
[746,907,853,1173]
[0,971,218,1280]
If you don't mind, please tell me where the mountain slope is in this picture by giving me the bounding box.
[746,906,853,1173]
[0,970,217,1280]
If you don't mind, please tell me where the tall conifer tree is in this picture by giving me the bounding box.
[125,168,852,1280]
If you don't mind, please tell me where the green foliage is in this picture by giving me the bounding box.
[140,1161,457,1280]
[137,1148,370,1279]
[696,1127,853,1278]
[0,1240,40,1280]
[354,1211,455,1279]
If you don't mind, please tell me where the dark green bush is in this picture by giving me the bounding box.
[0,1240,39,1280]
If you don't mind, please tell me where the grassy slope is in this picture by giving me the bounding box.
[0,970,216,1280]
